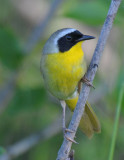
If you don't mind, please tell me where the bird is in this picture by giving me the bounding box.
[40,28,101,143]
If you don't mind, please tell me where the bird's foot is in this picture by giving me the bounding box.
[64,135,78,144]
[63,128,78,144]
[64,128,74,133]
[81,76,95,89]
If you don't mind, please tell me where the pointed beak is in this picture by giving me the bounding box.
[76,35,95,42]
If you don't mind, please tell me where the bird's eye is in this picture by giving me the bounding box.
[66,35,72,41]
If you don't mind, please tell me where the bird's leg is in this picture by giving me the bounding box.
[60,100,74,133]
[60,100,66,133]
[81,75,95,89]
[60,100,77,144]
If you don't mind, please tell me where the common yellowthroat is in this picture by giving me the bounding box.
[41,28,101,142]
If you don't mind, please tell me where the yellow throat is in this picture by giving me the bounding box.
[41,42,86,99]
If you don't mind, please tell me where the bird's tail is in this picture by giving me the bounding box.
[65,96,101,138]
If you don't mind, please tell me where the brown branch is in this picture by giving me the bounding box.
[56,0,122,159]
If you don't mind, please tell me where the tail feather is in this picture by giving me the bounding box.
[85,102,101,133]
[65,97,101,138]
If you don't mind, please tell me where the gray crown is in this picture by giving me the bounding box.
[42,28,76,54]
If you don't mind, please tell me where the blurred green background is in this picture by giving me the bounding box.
[0,0,124,160]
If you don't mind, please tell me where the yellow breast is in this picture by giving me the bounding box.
[41,42,86,99]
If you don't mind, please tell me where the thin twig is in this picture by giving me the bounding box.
[57,0,122,159]
[108,83,124,160]
[0,72,18,113]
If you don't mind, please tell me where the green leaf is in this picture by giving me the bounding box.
[0,27,24,69]
[64,1,108,25]
[0,146,6,155]
[7,87,47,114]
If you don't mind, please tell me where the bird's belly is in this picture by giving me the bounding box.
[41,45,86,99]
[49,64,84,99]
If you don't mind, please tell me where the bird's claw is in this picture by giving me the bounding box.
[63,128,78,144]
[81,76,95,89]
[64,135,78,144]
[64,128,74,133]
